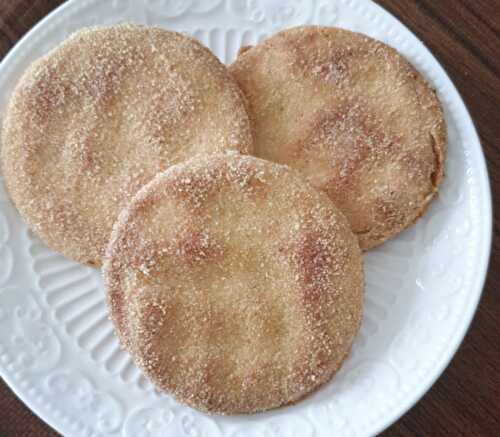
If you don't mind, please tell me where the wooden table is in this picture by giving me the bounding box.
[0,1,499,436]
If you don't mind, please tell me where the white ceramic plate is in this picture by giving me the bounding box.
[0,1,491,436]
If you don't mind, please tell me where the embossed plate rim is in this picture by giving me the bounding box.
[0,0,492,436]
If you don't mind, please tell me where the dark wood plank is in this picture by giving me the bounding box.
[0,374,58,436]
[376,1,500,436]
[0,1,498,436]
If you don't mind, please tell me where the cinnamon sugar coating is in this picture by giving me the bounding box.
[230,26,447,249]
[104,152,363,414]
[1,24,253,265]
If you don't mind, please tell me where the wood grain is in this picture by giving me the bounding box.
[0,1,498,436]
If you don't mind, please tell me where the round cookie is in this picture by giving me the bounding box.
[230,26,447,250]
[104,152,363,414]
[1,24,253,265]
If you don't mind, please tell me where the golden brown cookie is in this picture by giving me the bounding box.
[104,152,363,414]
[1,24,253,265]
[230,26,446,250]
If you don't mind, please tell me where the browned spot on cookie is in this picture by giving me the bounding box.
[295,230,331,302]
[174,228,223,266]
[237,45,253,57]
[22,61,66,125]
[287,98,396,192]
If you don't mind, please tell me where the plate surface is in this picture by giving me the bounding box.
[0,1,491,436]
